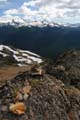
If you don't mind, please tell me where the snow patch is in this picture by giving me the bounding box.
[28,56,42,63]
[0,45,42,66]
[20,50,40,57]
[0,52,8,57]
[0,45,4,51]
[3,46,19,54]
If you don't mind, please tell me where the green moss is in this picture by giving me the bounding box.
[31,79,42,87]
[9,85,19,97]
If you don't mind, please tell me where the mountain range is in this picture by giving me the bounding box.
[0,17,80,58]
[0,16,66,27]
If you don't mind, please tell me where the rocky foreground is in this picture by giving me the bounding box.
[0,50,80,120]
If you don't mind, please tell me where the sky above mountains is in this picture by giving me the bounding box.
[0,0,80,24]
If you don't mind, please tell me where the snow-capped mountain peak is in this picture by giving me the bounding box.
[1,16,80,28]
[0,16,63,27]
[0,45,42,66]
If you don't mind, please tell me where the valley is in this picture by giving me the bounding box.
[0,24,80,58]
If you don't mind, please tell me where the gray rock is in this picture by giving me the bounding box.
[23,93,29,101]
[1,105,8,112]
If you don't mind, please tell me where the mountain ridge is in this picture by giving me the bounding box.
[0,45,42,67]
[0,20,80,59]
[0,16,80,28]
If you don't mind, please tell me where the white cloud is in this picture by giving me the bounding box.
[2,0,80,23]
[0,0,8,4]
[4,9,18,15]
[0,0,9,7]
[0,0,7,1]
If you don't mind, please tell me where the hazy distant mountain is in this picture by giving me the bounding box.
[0,16,65,27]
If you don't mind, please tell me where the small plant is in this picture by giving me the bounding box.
[9,85,19,98]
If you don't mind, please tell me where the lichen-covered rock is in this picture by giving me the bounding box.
[15,91,23,101]
[22,86,31,94]
[0,70,80,120]
[23,93,29,101]
[9,102,26,115]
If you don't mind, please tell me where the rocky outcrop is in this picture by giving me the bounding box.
[46,50,80,88]
[1,50,80,120]
[0,69,80,120]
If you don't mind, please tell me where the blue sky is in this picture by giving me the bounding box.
[0,0,80,24]
[0,0,25,15]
